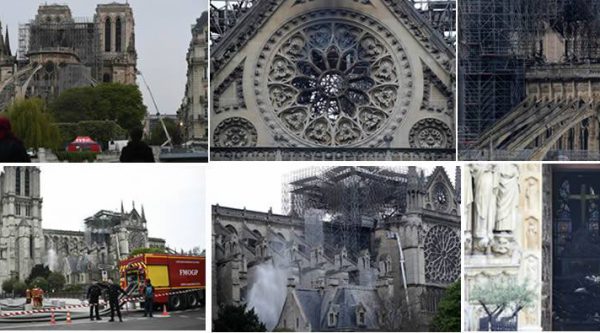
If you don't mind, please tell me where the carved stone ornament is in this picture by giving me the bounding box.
[213,117,258,147]
[255,10,413,147]
[409,118,453,148]
[424,225,460,283]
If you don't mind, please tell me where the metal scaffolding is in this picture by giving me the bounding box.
[210,0,456,47]
[459,0,600,149]
[282,166,410,259]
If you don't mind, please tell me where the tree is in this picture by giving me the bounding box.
[130,247,166,256]
[47,272,66,292]
[29,276,49,291]
[12,280,27,297]
[213,304,267,332]
[7,98,62,151]
[49,83,147,130]
[2,278,17,293]
[431,279,461,332]
[470,278,535,331]
[149,117,183,146]
[25,264,50,286]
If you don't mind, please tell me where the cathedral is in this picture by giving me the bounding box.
[210,0,456,161]
[213,166,460,331]
[0,166,164,286]
[0,2,137,111]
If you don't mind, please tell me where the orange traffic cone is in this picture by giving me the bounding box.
[66,311,72,324]
[162,304,169,316]
[50,310,56,325]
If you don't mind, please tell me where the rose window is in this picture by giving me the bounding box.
[424,225,460,284]
[262,18,405,146]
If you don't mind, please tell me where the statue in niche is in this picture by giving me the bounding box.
[525,177,539,213]
[495,164,519,232]
[471,164,497,253]
[492,164,519,255]
[465,166,473,253]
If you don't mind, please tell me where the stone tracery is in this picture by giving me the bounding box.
[259,13,411,147]
[424,225,460,284]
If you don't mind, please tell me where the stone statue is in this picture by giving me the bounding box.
[495,164,520,233]
[471,164,497,252]
[464,166,474,253]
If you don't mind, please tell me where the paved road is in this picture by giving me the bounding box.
[0,308,205,330]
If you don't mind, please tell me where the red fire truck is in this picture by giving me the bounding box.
[119,253,205,310]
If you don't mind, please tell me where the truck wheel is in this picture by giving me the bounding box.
[187,292,198,308]
[169,294,188,311]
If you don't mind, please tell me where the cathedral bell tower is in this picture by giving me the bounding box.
[0,167,43,282]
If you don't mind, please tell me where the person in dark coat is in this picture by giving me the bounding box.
[105,278,127,322]
[87,280,103,321]
[142,279,155,317]
[119,127,155,162]
[0,117,30,162]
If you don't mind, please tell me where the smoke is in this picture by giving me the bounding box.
[47,248,58,272]
[246,262,288,331]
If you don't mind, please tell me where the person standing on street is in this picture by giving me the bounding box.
[119,127,155,162]
[143,279,155,317]
[106,278,127,322]
[0,117,30,162]
[87,280,103,321]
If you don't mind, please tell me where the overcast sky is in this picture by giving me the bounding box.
[209,162,459,215]
[37,164,206,252]
[0,0,208,115]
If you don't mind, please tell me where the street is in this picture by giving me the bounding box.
[0,307,205,330]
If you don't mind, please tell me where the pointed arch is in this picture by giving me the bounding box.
[115,17,123,52]
[15,167,21,195]
[25,169,30,196]
[105,17,112,52]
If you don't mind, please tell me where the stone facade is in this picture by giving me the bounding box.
[0,166,165,285]
[464,164,542,331]
[210,0,455,160]
[213,166,460,331]
[178,12,208,141]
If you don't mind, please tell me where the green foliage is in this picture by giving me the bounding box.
[50,83,147,130]
[213,304,267,332]
[55,151,98,162]
[29,276,49,291]
[57,121,127,147]
[431,279,461,332]
[62,284,86,293]
[470,277,535,320]
[130,247,166,256]
[2,278,17,293]
[47,272,66,292]
[25,264,50,286]
[12,280,27,297]
[6,98,62,151]
[149,118,182,146]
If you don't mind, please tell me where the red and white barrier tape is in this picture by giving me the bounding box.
[0,288,203,318]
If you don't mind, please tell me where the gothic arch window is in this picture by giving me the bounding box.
[568,128,575,150]
[115,17,123,52]
[424,225,460,283]
[25,169,30,196]
[255,11,413,147]
[30,234,34,259]
[581,119,589,150]
[105,17,112,52]
[15,167,21,195]
[433,183,449,211]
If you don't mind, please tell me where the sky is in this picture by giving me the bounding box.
[208,162,459,215]
[38,164,206,252]
[0,0,209,115]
